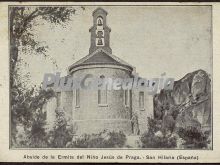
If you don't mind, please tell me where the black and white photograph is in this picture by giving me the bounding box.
[9,5,213,150]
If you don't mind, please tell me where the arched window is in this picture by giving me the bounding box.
[97,16,103,26]
[57,92,61,107]
[139,91,144,110]
[98,75,107,106]
[75,89,80,107]
[124,90,130,107]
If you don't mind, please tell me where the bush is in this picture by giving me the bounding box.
[47,107,72,148]
[141,131,177,148]
[140,117,177,148]
[68,130,127,148]
[104,131,127,148]
[177,126,210,149]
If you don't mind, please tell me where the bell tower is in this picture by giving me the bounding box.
[89,8,112,54]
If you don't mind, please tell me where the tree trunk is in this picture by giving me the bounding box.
[9,8,19,77]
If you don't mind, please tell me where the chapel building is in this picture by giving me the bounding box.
[46,7,153,135]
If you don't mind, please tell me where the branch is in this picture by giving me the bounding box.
[18,8,39,38]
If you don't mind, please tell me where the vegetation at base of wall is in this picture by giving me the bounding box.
[67,130,127,148]
[140,117,177,148]
[13,106,127,148]
[141,132,177,148]
[46,108,73,148]
[140,117,211,149]
[176,126,211,149]
[11,88,56,148]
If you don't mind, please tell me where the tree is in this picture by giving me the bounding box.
[10,7,76,73]
[48,107,72,148]
[11,86,55,147]
[10,6,79,147]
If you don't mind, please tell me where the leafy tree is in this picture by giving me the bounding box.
[10,6,79,147]
[10,6,76,73]
[11,86,55,147]
[28,107,49,148]
[48,107,72,148]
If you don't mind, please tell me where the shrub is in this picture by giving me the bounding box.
[47,107,72,148]
[13,124,29,148]
[103,131,127,148]
[141,131,177,148]
[177,126,210,149]
[147,117,161,133]
[140,117,177,148]
[68,130,127,148]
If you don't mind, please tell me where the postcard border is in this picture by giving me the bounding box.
[8,4,213,151]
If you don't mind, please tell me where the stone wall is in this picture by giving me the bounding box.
[132,89,154,134]
[70,66,133,134]
[45,67,154,135]
[61,91,73,125]
[43,97,57,130]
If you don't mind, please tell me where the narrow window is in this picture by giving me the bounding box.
[124,90,129,107]
[139,91,144,109]
[98,89,107,105]
[76,89,80,107]
[57,92,61,107]
[98,75,107,105]
[97,16,103,26]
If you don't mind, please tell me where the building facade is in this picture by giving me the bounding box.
[46,8,153,135]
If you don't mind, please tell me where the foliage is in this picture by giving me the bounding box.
[140,117,177,148]
[47,107,73,148]
[10,7,76,70]
[13,124,29,148]
[68,130,127,148]
[28,109,48,148]
[141,131,177,148]
[177,126,211,149]
[161,113,176,133]
[11,87,55,147]
[147,117,161,133]
[10,6,77,148]
[141,117,210,149]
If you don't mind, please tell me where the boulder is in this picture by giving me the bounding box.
[153,69,211,132]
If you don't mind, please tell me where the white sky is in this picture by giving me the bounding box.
[21,6,212,86]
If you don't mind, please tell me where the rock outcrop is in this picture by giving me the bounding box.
[153,69,211,132]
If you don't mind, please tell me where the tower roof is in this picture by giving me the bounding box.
[92,7,108,16]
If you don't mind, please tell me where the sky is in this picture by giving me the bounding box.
[20,6,212,86]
